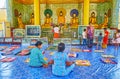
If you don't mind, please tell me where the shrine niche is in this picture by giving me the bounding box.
[70,9,79,28]
[42,9,53,28]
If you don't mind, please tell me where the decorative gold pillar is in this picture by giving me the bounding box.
[83,0,90,25]
[34,0,40,25]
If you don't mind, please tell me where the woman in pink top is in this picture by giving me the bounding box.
[87,23,94,48]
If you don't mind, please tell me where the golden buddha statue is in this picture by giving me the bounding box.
[89,12,99,29]
[17,13,24,29]
[42,9,53,28]
[44,13,52,27]
[56,8,66,34]
[70,9,79,28]
[101,13,108,28]
[57,11,66,34]
[29,13,34,25]
[71,14,79,28]
[58,11,65,25]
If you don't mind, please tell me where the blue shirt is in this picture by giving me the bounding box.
[52,52,69,76]
[29,47,47,67]
[98,35,103,42]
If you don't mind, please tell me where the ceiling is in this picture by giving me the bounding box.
[15,0,112,5]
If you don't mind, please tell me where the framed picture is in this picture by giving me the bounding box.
[0,37,4,43]
[4,38,12,43]
[26,25,41,37]
[13,38,22,43]
[13,29,25,37]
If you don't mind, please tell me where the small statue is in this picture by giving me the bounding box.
[45,13,52,26]
[29,13,34,25]
[101,13,108,28]
[57,8,66,34]
[58,11,65,26]
[17,13,24,29]
[89,12,99,29]
[70,9,79,28]
[43,9,53,28]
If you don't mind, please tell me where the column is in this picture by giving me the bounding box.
[34,0,40,25]
[83,0,90,25]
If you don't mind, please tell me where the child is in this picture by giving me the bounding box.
[82,29,87,48]
[29,41,48,68]
[102,28,109,48]
[49,43,75,76]
[97,33,103,49]
[53,25,60,38]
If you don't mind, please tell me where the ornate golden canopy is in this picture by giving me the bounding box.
[14,0,33,4]
[15,0,111,5]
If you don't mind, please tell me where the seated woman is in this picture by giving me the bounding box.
[29,41,48,68]
[49,43,75,76]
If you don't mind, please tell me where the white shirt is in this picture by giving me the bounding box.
[82,31,87,39]
[54,27,59,33]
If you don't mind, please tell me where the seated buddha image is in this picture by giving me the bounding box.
[42,9,53,28]
[100,13,108,29]
[29,13,34,25]
[89,12,99,29]
[58,11,65,26]
[57,8,66,34]
[17,13,25,29]
[70,9,79,28]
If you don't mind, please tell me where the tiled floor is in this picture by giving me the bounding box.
[0,45,120,79]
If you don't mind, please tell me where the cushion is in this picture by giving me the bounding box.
[100,58,117,64]
[75,60,91,66]
[0,57,16,62]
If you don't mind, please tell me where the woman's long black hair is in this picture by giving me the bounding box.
[58,43,65,52]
